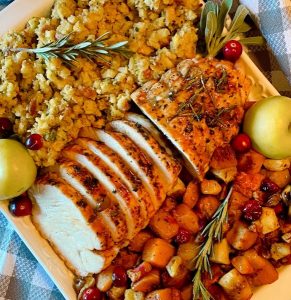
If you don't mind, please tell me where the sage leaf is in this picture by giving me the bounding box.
[239,36,265,46]
[216,0,233,38]
[230,5,249,33]
[199,1,218,35]
[205,11,217,57]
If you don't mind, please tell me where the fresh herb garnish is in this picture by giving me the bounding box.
[5,32,131,65]
[192,186,233,300]
[200,0,264,58]
[206,105,236,128]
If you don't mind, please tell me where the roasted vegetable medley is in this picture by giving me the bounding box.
[74,130,291,300]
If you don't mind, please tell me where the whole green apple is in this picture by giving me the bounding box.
[243,96,291,159]
[0,139,37,200]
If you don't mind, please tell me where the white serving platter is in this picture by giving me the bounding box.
[0,1,289,300]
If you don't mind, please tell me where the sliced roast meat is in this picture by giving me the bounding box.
[94,130,166,210]
[76,138,154,218]
[30,174,112,252]
[107,119,181,190]
[62,144,146,240]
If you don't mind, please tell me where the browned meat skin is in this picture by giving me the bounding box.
[131,58,250,180]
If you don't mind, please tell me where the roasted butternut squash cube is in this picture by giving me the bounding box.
[125,289,145,300]
[210,238,230,265]
[183,180,199,208]
[173,204,199,233]
[177,242,199,270]
[231,256,254,275]
[132,270,160,293]
[149,209,179,239]
[271,243,291,261]
[218,269,253,300]
[129,231,153,252]
[226,221,258,250]
[96,266,114,292]
[237,150,265,174]
[243,249,278,286]
[256,207,280,234]
[145,288,181,300]
[142,238,175,268]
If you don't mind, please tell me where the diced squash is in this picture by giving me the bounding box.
[200,179,222,195]
[181,284,192,300]
[161,265,190,289]
[168,178,186,198]
[145,288,172,300]
[183,180,199,208]
[177,242,199,270]
[226,221,258,250]
[228,191,249,222]
[237,150,265,174]
[127,262,152,283]
[282,232,291,243]
[234,172,265,198]
[211,167,237,183]
[132,270,160,293]
[257,207,280,234]
[210,145,237,169]
[129,231,153,252]
[96,266,114,292]
[113,249,139,269]
[263,159,290,171]
[166,256,183,277]
[161,197,177,212]
[243,249,279,286]
[197,196,220,219]
[218,269,253,300]
[231,256,254,275]
[149,209,179,239]
[265,169,291,188]
[142,238,175,268]
[210,238,230,265]
[145,288,182,300]
[125,289,145,300]
[271,243,291,261]
[107,286,127,299]
[173,204,199,233]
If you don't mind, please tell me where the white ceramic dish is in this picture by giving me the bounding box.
[0,1,289,300]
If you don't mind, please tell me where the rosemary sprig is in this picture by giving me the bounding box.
[206,104,236,128]
[200,0,264,58]
[5,32,131,65]
[192,186,233,300]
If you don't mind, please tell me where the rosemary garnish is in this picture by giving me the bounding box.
[5,32,131,65]
[200,0,264,58]
[192,186,233,300]
[206,105,236,128]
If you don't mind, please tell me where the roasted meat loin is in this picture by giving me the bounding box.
[29,116,181,276]
[131,58,251,180]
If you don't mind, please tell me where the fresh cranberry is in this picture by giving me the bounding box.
[175,228,192,244]
[0,117,13,138]
[260,178,280,194]
[112,266,128,287]
[25,133,43,150]
[9,194,32,217]
[223,40,243,62]
[81,288,102,300]
[231,133,251,153]
[242,199,262,222]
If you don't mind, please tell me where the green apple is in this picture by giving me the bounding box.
[0,139,37,200]
[243,96,291,159]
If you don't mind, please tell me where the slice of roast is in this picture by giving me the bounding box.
[125,113,172,155]
[94,130,166,210]
[107,119,181,190]
[30,174,120,276]
[76,138,155,218]
[131,58,250,180]
[57,159,128,245]
[62,144,146,240]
